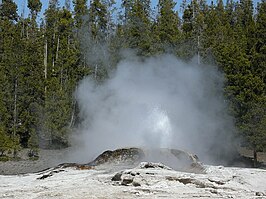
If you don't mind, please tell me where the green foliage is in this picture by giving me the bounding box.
[28,130,39,159]
[252,0,266,84]
[0,0,18,21]
[73,0,88,28]
[240,98,266,152]
[0,125,12,156]
[43,88,71,148]
[155,0,180,51]
[27,0,42,17]
[28,131,38,150]
[89,0,108,40]
[122,0,153,56]
[0,155,9,161]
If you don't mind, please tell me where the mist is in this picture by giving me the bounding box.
[70,53,236,164]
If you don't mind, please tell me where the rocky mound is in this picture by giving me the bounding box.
[34,147,204,179]
[89,147,144,166]
[85,147,204,173]
[37,148,204,180]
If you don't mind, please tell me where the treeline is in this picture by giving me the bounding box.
[0,0,265,162]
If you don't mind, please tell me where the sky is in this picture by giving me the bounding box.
[14,0,157,18]
[14,0,262,19]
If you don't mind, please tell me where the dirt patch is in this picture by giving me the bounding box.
[230,147,266,168]
[238,147,266,163]
[0,148,71,175]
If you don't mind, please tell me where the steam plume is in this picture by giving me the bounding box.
[71,53,236,164]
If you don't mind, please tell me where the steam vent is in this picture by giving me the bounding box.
[59,148,205,174]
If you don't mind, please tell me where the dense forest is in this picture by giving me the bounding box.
[0,0,265,164]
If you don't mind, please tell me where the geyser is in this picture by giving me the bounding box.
[145,106,172,148]
[71,54,235,164]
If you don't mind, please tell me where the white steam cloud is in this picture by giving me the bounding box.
[71,54,235,164]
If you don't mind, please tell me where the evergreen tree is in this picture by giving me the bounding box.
[0,0,18,21]
[13,0,44,148]
[225,0,235,27]
[42,0,71,148]
[242,0,266,164]
[0,0,21,154]
[155,0,180,51]
[0,125,12,157]
[235,0,255,54]
[123,0,152,56]
[73,0,88,28]
[72,0,91,79]
[27,0,42,20]
[241,97,266,166]
[84,0,112,80]
[180,0,205,60]
[89,0,108,40]
[252,0,266,84]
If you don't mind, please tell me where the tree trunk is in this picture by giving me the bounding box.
[197,35,200,65]
[69,99,76,129]
[56,36,60,62]
[253,148,258,167]
[60,67,63,90]
[13,78,17,138]
[94,64,98,79]
[52,32,56,72]
[44,38,48,96]
[26,25,29,39]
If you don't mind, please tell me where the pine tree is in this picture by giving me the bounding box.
[42,3,83,148]
[89,0,108,40]
[54,7,79,131]
[0,0,22,154]
[85,0,111,80]
[252,0,266,84]
[73,0,88,28]
[225,0,235,27]
[122,0,152,56]
[241,97,266,166]
[242,0,266,165]
[180,0,205,60]
[15,0,44,148]
[72,0,91,80]
[27,0,42,20]
[211,0,265,165]
[182,4,193,38]
[0,0,18,21]
[237,0,255,55]
[0,125,12,157]
[155,0,180,51]
[42,0,68,148]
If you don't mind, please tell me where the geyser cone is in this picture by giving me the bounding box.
[87,147,205,173]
